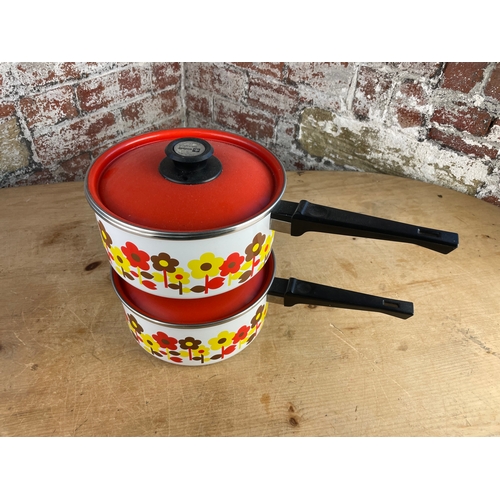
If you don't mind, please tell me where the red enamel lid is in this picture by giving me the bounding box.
[112,252,275,325]
[86,128,286,234]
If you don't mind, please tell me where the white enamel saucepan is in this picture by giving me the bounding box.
[112,252,414,366]
[86,128,459,299]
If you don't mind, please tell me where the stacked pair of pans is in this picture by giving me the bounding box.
[85,128,458,366]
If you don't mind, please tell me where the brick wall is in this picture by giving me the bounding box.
[185,62,500,205]
[1,62,499,205]
[0,63,183,186]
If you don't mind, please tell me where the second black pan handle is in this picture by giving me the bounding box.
[268,277,414,319]
[271,200,459,254]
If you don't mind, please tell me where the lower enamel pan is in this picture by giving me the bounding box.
[112,252,276,366]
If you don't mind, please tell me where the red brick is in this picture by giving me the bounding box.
[441,63,488,93]
[397,107,424,128]
[484,64,500,102]
[151,87,180,116]
[248,77,300,114]
[353,67,392,119]
[428,127,498,159]
[22,168,56,185]
[152,63,181,90]
[186,63,247,102]
[118,67,143,95]
[77,67,148,112]
[481,195,500,207]
[185,92,211,118]
[121,89,180,129]
[431,105,493,136]
[0,102,16,119]
[20,85,78,129]
[287,62,352,90]
[398,81,427,105]
[15,62,82,88]
[77,75,114,112]
[33,111,119,164]
[214,99,275,141]
[390,81,428,128]
[231,63,284,79]
[57,152,92,181]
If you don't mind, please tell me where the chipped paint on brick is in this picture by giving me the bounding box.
[298,107,490,195]
[2,61,500,204]
[0,118,31,174]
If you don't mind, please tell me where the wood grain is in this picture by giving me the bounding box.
[1,172,500,436]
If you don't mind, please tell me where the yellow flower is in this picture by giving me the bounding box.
[139,334,160,352]
[260,233,274,257]
[257,234,273,271]
[240,259,252,271]
[168,267,191,284]
[263,302,269,319]
[152,271,166,283]
[110,246,131,273]
[208,331,234,350]
[193,345,210,357]
[188,252,224,279]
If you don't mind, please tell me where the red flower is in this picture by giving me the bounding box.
[121,241,150,271]
[232,325,250,344]
[152,332,178,351]
[219,252,245,277]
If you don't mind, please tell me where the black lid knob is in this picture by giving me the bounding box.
[159,138,222,184]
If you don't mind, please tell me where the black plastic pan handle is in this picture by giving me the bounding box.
[271,200,459,255]
[268,277,414,319]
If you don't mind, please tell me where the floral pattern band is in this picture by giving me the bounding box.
[123,302,269,365]
[98,219,274,296]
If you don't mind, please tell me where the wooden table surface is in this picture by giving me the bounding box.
[2,171,500,437]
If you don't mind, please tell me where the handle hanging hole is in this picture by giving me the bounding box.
[383,299,400,309]
[418,228,442,238]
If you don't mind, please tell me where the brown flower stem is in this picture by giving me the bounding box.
[163,270,168,288]
[201,354,204,364]
[178,281,183,295]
